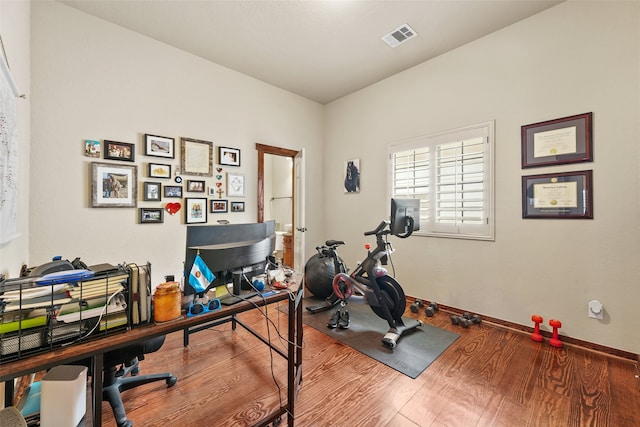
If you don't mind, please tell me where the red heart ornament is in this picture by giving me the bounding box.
[216,167,223,172]
[165,202,181,215]
[216,182,223,188]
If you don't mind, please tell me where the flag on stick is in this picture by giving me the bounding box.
[189,254,215,293]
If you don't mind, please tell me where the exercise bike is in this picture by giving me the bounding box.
[306,216,422,348]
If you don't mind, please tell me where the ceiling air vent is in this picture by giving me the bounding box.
[381,24,418,48]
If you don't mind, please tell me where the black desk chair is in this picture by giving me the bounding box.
[100,336,177,427]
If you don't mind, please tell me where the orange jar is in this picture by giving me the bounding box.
[153,282,181,322]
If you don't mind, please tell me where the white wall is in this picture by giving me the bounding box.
[0,0,30,279]
[324,1,640,354]
[263,154,294,230]
[269,155,293,229]
[29,1,325,286]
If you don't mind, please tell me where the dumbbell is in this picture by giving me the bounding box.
[425,302,439,317]
[450,312,481,328]
[462,312,481,325]
[450,315,471,328]
[410,299,424,313]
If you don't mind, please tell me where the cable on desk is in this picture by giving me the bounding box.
[60,288,126,347]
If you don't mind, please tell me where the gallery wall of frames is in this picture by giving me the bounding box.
[86,134,245,224]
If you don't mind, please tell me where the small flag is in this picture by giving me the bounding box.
[189,254,215,293]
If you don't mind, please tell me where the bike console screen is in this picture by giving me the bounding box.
[390,198,420,237]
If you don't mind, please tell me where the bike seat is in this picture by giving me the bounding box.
[325,239,345,247]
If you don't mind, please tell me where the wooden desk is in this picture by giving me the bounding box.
[1,284,304,427]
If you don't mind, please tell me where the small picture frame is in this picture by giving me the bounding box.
[144,134,175,159]
[143,182,162,201]
[187,180,206,192]
[344,158,361,193]
[91,162,137,208]
[163,185,183,198]
[210,199,228,213]
[104,140,135,162]
[84,140,101,158]
[149,163,171,179]
[185,197,207,224]
[139,208,164,224]
[230,201,245,212]
[521,112,593,168]
[522,170,593,219]
[218,146,241,167]
[181,137,213,176]
[227,172,245,197]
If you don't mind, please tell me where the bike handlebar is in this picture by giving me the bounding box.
[364,220,390,236]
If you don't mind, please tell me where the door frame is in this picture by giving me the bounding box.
[256,143,299,223]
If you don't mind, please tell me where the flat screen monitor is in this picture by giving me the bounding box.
[390,198,420,237]
[183,222,276,296]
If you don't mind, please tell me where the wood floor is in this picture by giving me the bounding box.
[98,300,640,427]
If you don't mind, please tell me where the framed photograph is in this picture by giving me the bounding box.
[218,146,241,167]
[143,182,162,201]
[104,140,135,162]
[84,140,101,158]
[521,112,593,168]
[148,163,171,179]
[181,137,213,176]
[91,162,137,208]
[522,170,593,219]
[144,134,175,158]
[227,172,245,197]
[163,185,183,198]
[187,180,206,192]
[139,208,164,224]
[210,199,228,213]
[344,158,361,193]
[230,201,245,212]
[185,198,207,224]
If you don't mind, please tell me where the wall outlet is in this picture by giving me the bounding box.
[588,299,603,319]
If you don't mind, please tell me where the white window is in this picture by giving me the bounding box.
[388,121,494,240]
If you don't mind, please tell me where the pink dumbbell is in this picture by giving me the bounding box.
[549,319,562,348]
[531,314,543,342]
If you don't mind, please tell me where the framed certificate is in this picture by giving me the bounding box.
[522,170,593,219]
[521,112,592,168]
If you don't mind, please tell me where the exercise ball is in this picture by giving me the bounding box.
[303,253,341,299]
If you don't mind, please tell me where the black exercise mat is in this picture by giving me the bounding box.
[298,297,459,379]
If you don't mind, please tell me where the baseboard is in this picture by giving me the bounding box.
[406,297,639,362]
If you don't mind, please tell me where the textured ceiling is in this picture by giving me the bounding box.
[60,0,563,104]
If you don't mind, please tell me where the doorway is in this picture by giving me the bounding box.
[256,144,299,268]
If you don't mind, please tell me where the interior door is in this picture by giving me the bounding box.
[294,149,305,273]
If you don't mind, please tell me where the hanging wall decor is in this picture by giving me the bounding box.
[344,158,361,193]
[521,112,593,168]
[91,162,137,208]
[522,170,593,219]
[227,172,245,197]
[144,134,175,159]
[181,137,213,176]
